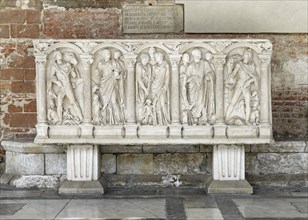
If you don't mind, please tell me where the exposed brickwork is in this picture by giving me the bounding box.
[0,9,41,39]
[44,8,121,39]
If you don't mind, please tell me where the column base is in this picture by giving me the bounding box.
[58,179,106,194]
[207,180,253,194]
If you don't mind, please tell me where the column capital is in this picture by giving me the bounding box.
[80,54,94,66]
[213,54,226,66]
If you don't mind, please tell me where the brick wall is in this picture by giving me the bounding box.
[0,0,307,143]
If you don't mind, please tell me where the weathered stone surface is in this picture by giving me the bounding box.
[0,173,14,185]
[257,153,308,174]
[101,154,116,174]
[122,5,183,33]
[58,180,106,194]
[251,141,307,153]
[177,0,308,33]
[247,174,308,188]
[117,154,153,174]
[153,153,207,175]
[10,175,61,188]
[1,140,66,153]
[101,145,142,153]
[45,154,66,175]
[143,145,200,153]
[199,145,212,153]
[5,152,44,175]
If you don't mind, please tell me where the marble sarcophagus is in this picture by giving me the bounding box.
[33,39,273,193]
[34,39,272,145]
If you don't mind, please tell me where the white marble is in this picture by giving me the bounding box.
[212,145,245,181]
[33,39,273,145]
[56,199,166,219]
[67,145,100,181]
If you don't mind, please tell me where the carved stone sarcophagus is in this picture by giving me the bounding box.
[33,39,272,145]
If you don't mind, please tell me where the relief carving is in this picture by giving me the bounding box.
[225,49,260,126]
[92,49,126,125]
[180,48,216,125]
[47,50,83,125]
[34,40,272,143]
[136,47,170,125]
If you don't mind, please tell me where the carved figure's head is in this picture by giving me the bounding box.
[182,53,190,63]
[54,51,63,62]
[191,48,202,63]
[148,47,156,57]
[205,52,213,61]
[140,53,150,65]
[64,52,78,66]
[101,49,111,61]
[154,52,164,64]
[114,51,122,60]
[243,49,253,64]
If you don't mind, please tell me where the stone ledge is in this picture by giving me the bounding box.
[207,180,253,194]
[251,141,307,153]
[1,140,66,154]
[58,179,106,194]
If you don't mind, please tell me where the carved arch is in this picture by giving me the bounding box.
[134,43,172,55]
[45,42,84,55]
[179,42,216,54]
[223,43,262,54]
[90,43,128,55]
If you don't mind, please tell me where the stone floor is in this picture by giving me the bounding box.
[0,185,307,220]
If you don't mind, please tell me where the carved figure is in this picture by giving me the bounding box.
[225,49,259,125]
[186,48,215,125]
[136,53,152,122]
[139,98,156,125]
[151,52,170,125]
[179,53,191,124]
[250,91,260,125]
[47,98,60,125]
[92,86,103,125]
[97,49,125,125]
[148,47,157,66]
[48,51,83,124]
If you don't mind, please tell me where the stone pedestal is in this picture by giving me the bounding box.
[59,145,105,194]
[208,145,253,194]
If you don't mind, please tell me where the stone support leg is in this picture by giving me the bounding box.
[208,145,252,194]
[59,145,106,194]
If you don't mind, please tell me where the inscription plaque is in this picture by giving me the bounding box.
[123,5,184,33]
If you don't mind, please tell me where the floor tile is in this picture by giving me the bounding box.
[233,198,308,218]
[0,199,70,219]
[56,199,166,219]
[185,208,223,220]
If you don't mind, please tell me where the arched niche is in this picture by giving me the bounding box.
[45,47,84,126]
[135,46,172,126]
[223,47,261,126]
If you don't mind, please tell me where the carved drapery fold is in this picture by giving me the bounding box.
[33,39,273,144]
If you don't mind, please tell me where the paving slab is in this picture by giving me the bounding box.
[0,199,70,219]
[233,198,308,218]
[56,199,166,219]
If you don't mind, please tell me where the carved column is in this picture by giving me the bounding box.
[80,54,94,138]
[213,55,226,124]
[213,55,226,139]
[35,54,48,138]
[124,56,137,124]
[258,55,271,125]
[169,55,181,124]
[258,55,272,139]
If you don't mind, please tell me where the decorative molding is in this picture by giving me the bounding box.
[34,39,273,144]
